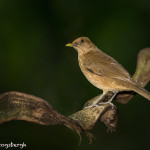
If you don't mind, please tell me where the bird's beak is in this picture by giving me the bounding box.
[65,43,74,47]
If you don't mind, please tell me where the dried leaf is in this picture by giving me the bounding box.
[0,91,92,143]
[0,48,149,143]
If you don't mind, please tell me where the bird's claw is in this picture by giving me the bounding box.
[84,101,114,109]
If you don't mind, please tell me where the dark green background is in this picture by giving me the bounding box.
[0,0,150,149]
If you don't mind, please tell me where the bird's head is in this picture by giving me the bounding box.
[66,37,94,54]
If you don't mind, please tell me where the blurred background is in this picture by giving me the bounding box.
[0,0,150,149]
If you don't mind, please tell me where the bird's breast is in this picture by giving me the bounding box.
[78,59,105,90]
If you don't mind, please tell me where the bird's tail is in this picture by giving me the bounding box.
[132,85,150,101]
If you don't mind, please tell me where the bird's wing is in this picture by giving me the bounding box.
[82,50,134,83]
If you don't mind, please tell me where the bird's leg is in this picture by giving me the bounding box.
[84,92,118,109]
[98,92,118,108]
[84,93,106,109]
[109,92,118,102]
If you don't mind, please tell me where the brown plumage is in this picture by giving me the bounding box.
[66,37,150,105]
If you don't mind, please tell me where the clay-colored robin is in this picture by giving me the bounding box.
[66,37,150,107]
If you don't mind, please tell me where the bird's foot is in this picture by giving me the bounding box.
[98,101,114,108]
[84,101,114,109]
[84,92,116,109]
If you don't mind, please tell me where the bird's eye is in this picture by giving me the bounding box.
[81,39,84,43]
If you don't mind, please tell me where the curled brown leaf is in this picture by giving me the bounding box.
[0,48,149,143]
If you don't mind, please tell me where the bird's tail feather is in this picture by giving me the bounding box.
[132,85,150,101]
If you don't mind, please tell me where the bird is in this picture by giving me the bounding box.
[66,37,150,108]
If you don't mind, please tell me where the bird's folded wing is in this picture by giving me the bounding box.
[82,51,134,83]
